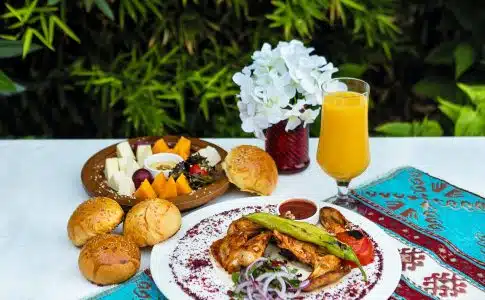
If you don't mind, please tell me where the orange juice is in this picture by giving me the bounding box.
[317,91,369,181]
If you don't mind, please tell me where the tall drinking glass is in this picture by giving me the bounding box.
[317,77,370,202]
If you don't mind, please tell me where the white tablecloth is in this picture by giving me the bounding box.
[1,137,484,299]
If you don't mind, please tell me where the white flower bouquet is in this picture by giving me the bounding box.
[233,40,338,139]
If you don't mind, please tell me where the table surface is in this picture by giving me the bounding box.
[1,137,484,299]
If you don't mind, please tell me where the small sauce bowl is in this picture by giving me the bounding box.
[276,198,319,224]
[144,153,184,178]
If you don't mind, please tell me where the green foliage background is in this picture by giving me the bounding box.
[0,0,484,138]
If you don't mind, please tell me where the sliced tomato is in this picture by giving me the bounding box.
[189,164,208,176]
[336,230,375,267]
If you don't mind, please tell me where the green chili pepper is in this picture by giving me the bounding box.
[245,212,367,281]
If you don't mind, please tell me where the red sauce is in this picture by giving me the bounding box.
[278,199,317,220]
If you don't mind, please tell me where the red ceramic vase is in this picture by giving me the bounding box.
[265,120,310,174]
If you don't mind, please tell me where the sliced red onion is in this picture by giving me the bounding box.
[299,279,310,289]
[251,279,268,300]
[234,281,252,293]
[245,258,268,278]
[277,277,286,294]
[247,286,254,300]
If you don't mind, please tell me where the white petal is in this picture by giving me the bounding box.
[241,118,255,133]
[285,116,301,131]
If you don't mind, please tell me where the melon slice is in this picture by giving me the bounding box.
[163,176,178,198]
[176,174,193,195]
[152,138,170,154]
[152,173,167,197]
[134,179,157,200]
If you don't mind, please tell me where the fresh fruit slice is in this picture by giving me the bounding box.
[152,138,170,154]
[162,176,178,198]
[173,136,191,160]
[176,174,193,195]
[152,173,167,197]
[134,179,157,200]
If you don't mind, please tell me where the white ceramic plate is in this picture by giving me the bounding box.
[151,196,401,299]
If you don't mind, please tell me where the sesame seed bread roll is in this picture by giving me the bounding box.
[67,197,124,247]
[78,234,140,285]
[222,145,278,196]
[123,198,182,247]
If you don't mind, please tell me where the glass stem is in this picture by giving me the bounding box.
[336,181,350,199]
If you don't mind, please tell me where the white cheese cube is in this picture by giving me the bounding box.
[118,157,129,173]
[104,157,119,180]
[107,171,123,191]
[136,145,153,166]
[196,146,221,166]
[116,141,135,159]
[117,175,135,196]
[124,158,141,178]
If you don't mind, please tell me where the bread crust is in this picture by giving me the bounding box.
[222,145,278,195]
[67,197,124,246]
[78,234,140,285]
[123,198,182,247]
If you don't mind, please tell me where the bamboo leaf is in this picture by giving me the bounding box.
[0,70,16,92]
[454,106,485,136]
[30,28,54,49]
[0,39,42,58]
[50,16,81,43]
[22,28,34,58]
[94,0,115,20]
[4,4,23,22]
[454,43,475,79]
[341,0,366,12]
[48,0,62,5]
[40,14,49,38]
[0,34,19,41]
[437,97,463,122]
[22,0,39,24]
[457,83,485,105]
[375,122,412,136]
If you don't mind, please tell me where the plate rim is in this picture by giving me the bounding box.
[150,195,402,300]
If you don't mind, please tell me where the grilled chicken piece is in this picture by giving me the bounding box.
[319,207,349,234]
[211,231,250,269]
[302,266,351,292]
[272,230,327,266]
[273,230,347,291]
[224,231,272,273]
[211,231,272,273]
[227,218,263,237]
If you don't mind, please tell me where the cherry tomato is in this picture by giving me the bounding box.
[336,230,375,267]
[189,164,208,176]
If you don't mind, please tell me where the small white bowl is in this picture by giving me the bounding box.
[144,153,184,178]
[276,198,320,224]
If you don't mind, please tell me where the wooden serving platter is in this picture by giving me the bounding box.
[81,136,230,212]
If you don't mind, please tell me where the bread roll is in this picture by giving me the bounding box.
[67,197,124,246]
[123,198,181,247]
[222,145,278,195]
[78,234,140,285]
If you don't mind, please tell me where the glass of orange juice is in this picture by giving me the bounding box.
[317,77,370,201]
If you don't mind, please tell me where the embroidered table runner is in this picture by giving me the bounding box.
[88,167,484,299]
[348,167,485,299]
